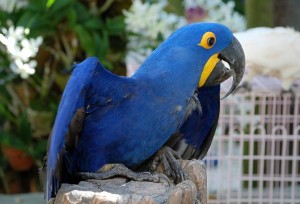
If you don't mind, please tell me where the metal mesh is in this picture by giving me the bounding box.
[204,92,300,204]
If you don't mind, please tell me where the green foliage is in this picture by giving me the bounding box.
[16,0,126,68]
[0,1,130,191]
[0,112,31,151]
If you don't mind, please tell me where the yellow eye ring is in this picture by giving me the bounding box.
[198,32,216,49]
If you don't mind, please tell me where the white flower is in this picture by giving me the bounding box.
[10,59,36,79]
[0,26,43,79]
[184,0,246,32]
[0,0,27,13]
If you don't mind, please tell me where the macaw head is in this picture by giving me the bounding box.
[170,22,245,98]
[135,22,245,98]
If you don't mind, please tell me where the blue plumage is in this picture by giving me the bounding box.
[166,85,220,159]
[181,85,220,148]
[45,22,244,201]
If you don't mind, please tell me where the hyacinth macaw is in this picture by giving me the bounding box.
[45,22,245,200]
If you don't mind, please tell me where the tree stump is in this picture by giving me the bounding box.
[50,160,207,204]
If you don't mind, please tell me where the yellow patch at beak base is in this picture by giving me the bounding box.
[199,53,220,87]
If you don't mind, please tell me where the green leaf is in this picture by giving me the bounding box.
[73,2,90,22]
[98,31,109,58]
[84,18,103,30]
[105,16,125,35]
[0,103,13,122]
[0,11,7,24]
[0,132,12,146]
[74,25,95,55]
[17,11,38,28]
[17,112,32,144]
[0,131,26,150]
[26,0,48,10]
[101,59,113,70]
[46,0,56,8]
[66,7,77,26]
[29,139,47,158]
[49,0,73,13]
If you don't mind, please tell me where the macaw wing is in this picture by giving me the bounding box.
[166,85,220,160]
[46,57,136,200]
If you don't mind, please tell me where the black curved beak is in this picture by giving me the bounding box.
[204,36,245,99]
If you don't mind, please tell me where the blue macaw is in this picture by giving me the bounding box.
[45,22,245,201]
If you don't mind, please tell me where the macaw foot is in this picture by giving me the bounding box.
[150,146,186,184]
[74,163,170,185]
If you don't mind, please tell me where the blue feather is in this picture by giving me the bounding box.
[180,85,220,148]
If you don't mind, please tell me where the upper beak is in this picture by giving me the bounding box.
[204,36,245,99]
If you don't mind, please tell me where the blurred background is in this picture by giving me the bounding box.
[0,0,299,203]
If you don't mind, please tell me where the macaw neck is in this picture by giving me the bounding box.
[132,45,207,98]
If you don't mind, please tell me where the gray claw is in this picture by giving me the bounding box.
[151,146,186,184]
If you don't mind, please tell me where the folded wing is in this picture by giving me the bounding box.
[166,85,220,160]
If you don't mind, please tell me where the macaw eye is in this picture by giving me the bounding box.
[198,32,216,49]
[207,37,215,47]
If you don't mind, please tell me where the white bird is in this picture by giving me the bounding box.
[233,27,300,91]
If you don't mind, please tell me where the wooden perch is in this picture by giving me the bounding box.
[49,160,207,204]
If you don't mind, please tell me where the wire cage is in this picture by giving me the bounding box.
[204,91,300,204]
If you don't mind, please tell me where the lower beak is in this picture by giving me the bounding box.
[204,37,245,99]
